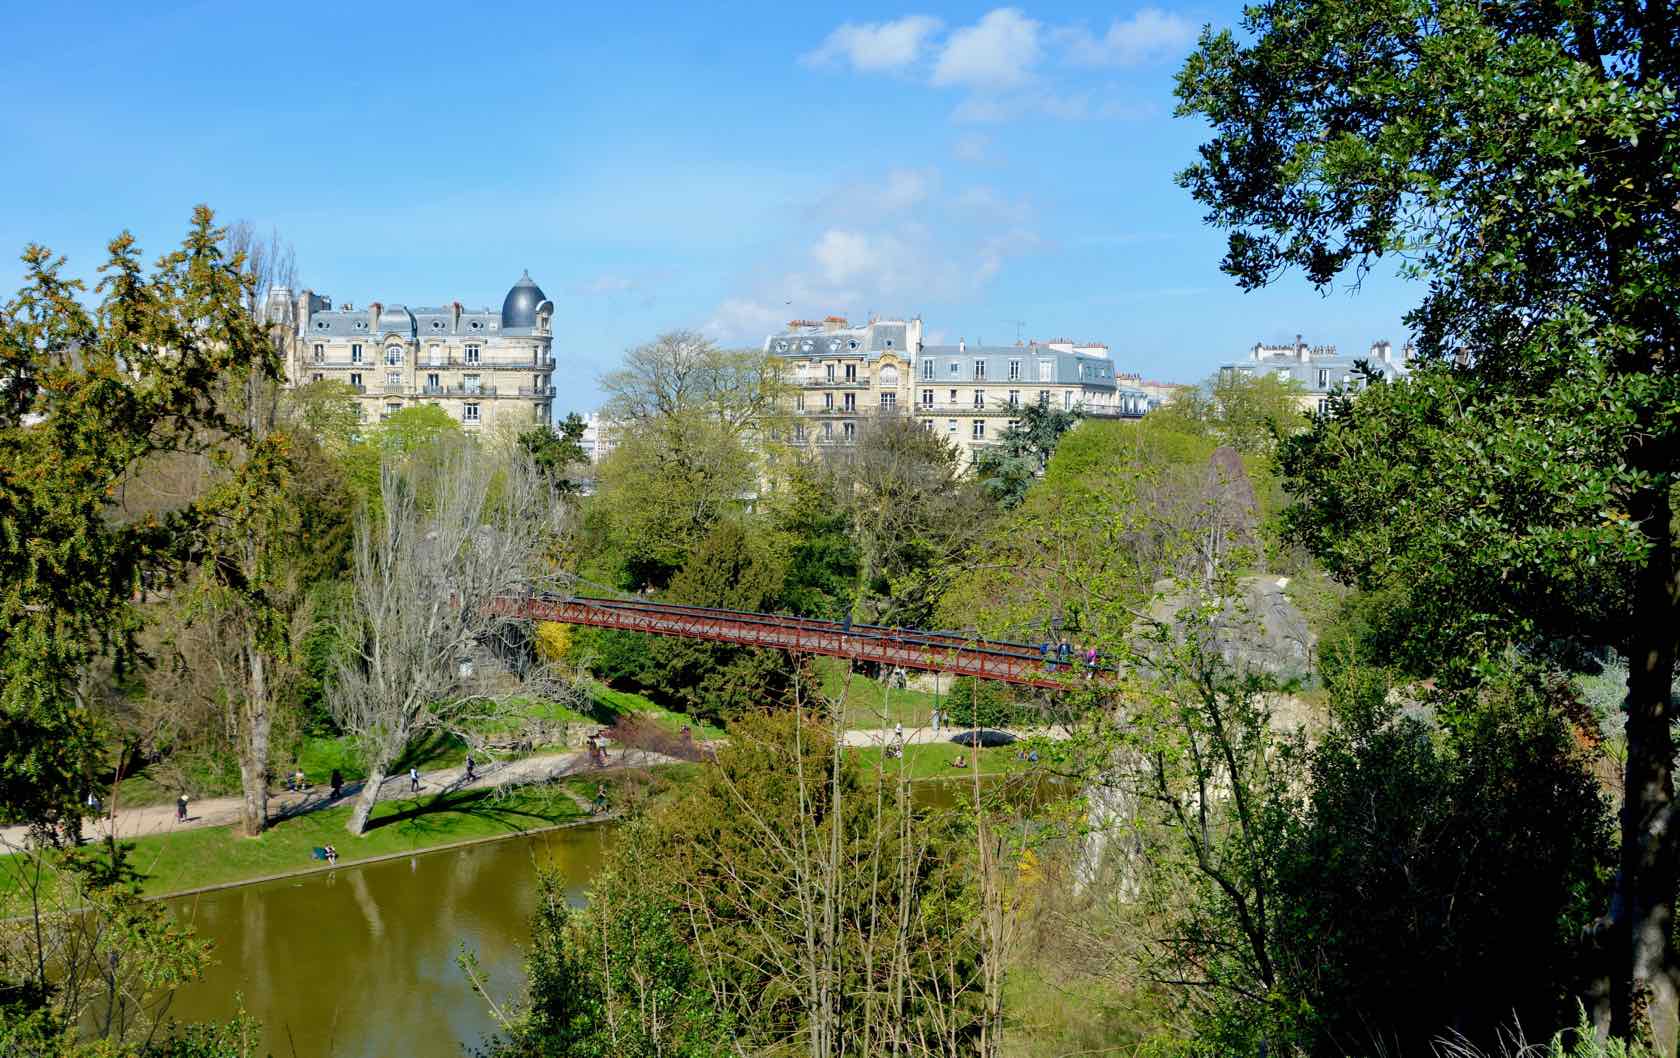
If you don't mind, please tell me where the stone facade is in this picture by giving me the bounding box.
[265,272,555,431]
[766,317,1151,467]
[1219,335,1413,415]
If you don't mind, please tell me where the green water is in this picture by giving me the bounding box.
[159,776,1067,1057]
[164,824,614,1058]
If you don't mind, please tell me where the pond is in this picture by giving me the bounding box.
[164,824,614,1058]
[160,775,1069,1057]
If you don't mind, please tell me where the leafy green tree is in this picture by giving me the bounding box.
[1176,0,1680,1039]
[590,413,755,590]
[0,208,269,1054]
[1270,669,1614,1056]
[0,208,280,831]
[765,455,859,620]
[1147,371,1308,457]
[644,520,792,721]
[975,402,1081,509]
[518,412,589,494]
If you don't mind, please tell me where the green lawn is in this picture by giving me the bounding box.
[2,780,605,902]
[849,741,1030,780]
[814,657,946,729]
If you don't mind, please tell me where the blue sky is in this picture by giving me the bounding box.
[0,1,1421,415]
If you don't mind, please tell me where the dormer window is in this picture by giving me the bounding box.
[848,339,859,350]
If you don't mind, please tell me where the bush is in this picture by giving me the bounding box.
[943,677,1028,728]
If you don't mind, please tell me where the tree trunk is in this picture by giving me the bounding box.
[347,764,386,836]
[237,638,270,838]
[1614,483,1680,1054]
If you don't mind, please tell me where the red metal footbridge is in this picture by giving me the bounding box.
[487,594,1086,690]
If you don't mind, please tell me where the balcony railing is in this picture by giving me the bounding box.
[416,357,549,371]
[517,384,554,397]
[446,385,498,397]
[795,378,870,388]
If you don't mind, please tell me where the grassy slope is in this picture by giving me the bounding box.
[850,741,1029,780]
[814,657,944,729]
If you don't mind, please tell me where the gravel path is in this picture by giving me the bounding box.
[0,746,673,850]
[0,725,1064,851]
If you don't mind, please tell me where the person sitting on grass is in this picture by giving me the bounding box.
[324,844,337,866]
[952,754,967,768]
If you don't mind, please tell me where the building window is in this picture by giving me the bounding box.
[1008,389,1020,407]
[879,365,898,386]
[1317,368,1329,388]
[1008,419,1020,431]
[843,421,856,441]
[1039,359,1053,381]
[796,393,805,411]
[350,343,363,364]
[465,344,481,365]
[824,392,834,410]
[426,373,440,391]
[823,421,833,438]
[972,420,986,440]
[387,370,401,386]
[844,364,857,382]
[356,404,366,422]
[310,372,323,383]
[312,344,325,363]
[463,402,480,423]
[947,419,957,434]
[385,402,401,419]
[1064,390,1073,410]
[825,364,835,382]
[427,345,443,366]
[387,346,403,365]
[921,358,934,380]
[843,393,856,412]
[949,389,958,403]
[464,374,481,394]
[949,360,960,376]
[1009,359,1021,380]
[880,392,896,409]
[349,372,363,390]
[922,419,934,432]
[920,389,933,407]
[973,390,985,409]
[1038,390,1049,406]
[1316,397,1331,416]
[793,423,806,441]
[974,359,986,379]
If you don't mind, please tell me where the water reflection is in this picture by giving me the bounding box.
[166,825,613,1058]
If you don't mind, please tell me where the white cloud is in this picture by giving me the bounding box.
[813,229,878,286]
[932,8,1042,89]
[804,15,943,72]
[705,297,786,339]
[1058,9,1196,66]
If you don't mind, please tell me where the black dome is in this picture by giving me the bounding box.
[500,270,547,330]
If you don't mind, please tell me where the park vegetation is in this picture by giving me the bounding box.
[6,0,1680,1047]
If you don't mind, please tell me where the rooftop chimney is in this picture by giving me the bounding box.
[959,338,966,354]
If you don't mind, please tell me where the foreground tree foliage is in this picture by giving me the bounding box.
[0,209,273,1053]
[480,710,991,1058]
[1177,0,1680,1043]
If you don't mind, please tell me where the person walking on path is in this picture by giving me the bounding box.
[592,783,608,815]
[930,708,941,735]
[408,767,420,794]
[176,794,188,823]
[465,755,476,782]
[330,769,343,800]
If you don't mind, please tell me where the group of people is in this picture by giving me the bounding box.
[1040,640,1102,676]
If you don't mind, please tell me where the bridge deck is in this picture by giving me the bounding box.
[489,595,1087,690]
